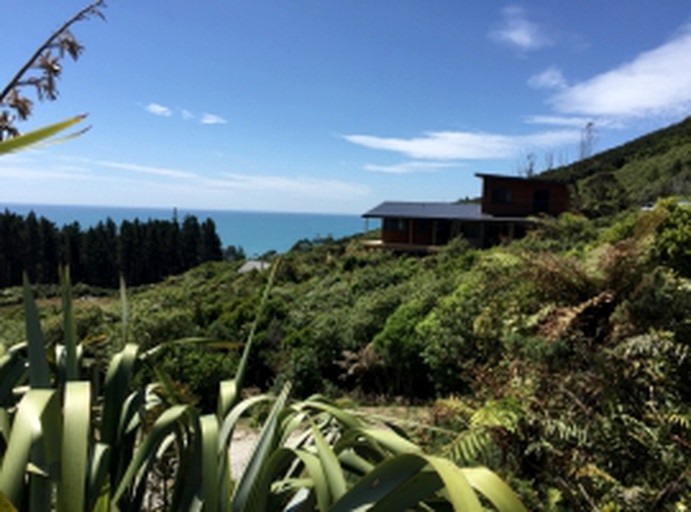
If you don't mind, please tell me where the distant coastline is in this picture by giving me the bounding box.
[0,203,364,257]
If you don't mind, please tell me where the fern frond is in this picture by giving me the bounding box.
[470,399,522,433]
[664,412,691,431]
[615,412,661,450]
[542,418,590,447]
[445,427,497,466]
[575,463,619,484]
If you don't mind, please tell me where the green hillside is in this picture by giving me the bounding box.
[2,198,689,509]
[542,115,691,215]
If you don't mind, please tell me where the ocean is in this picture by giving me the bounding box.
[1,203,365,257]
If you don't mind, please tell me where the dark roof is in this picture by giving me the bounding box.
[474,172,567,185]
[362,201,531,222]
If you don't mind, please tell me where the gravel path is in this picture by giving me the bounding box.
[230,428,260,479]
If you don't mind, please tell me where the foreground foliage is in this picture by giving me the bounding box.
[0,270,524,511]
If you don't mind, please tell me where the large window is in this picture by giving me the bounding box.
[491,188,512,205]
[383,218,408,232]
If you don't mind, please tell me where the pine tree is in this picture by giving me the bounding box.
[37,216,59,283]
[200,218,223,262]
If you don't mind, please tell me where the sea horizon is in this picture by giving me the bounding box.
[1,202,366,257]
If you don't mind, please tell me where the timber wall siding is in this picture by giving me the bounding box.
[481,177,569,216]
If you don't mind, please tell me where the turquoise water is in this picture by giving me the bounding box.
[1,203,365,257]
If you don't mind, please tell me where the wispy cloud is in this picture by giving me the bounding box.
[76,158,199,179]
[489,6,552,52]
[548,25,691,119]
[81,156,367,197]
[0,166,94,181]
[180,108,194,120]
[344,129,579,161]
[529,67,568,90]
[524,115,624,130]
[209,172,369,198]
[200,113,228,125]
[144,102,173,117]
[364,161,460,174]
[524,115,593,128]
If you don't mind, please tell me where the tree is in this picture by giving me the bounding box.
[21,212,41,282]
[180,215,202,269]
[38,216,59,283]
[200,218,223,262]
[82,219,118,287]
[59,221,84,282]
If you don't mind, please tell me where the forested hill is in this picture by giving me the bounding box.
[541,115,691,216]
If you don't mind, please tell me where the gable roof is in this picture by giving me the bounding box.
[362,201,531,222]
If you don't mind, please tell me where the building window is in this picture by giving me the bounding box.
[491,188,512,205]
[383,218,408,232]
[533,189,550,213]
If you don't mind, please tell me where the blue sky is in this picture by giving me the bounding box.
[2,1,691,213]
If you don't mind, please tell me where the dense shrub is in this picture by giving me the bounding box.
[651,199,691,277]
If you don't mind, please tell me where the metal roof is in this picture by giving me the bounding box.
[362,201,531,223]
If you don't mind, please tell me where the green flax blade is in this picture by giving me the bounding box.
[58,381,91,512]
[22,275,51,389]
[60,266,79,381]
[0,115,87,155]
[0,390,57,508]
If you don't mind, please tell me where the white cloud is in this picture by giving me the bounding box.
[200,113,228,125]
[549,25,691,118]
[0,167,93,181]
[529,67,568,90]
[489,6,552,51]
[524,115,625,131]
[80,158,199,179]
[364,161,460,174]
[144,102,173,117]
[344,129,580,161]
[142,104,226,124]
[209,172,369,198]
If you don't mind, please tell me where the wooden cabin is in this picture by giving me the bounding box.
[362,173,569,252]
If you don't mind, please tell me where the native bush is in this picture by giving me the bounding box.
[371,278,445,397]
[650,199,691,277]
[156,344,240,411]
[0,271,527,511]
[128,301,199,350]
[519,251,596,305]
[518,212,597,253]
[611,267,691,342]
[598,208,642,244]
[417,271,486,395]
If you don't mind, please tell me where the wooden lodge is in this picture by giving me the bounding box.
[362,173,570,252]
